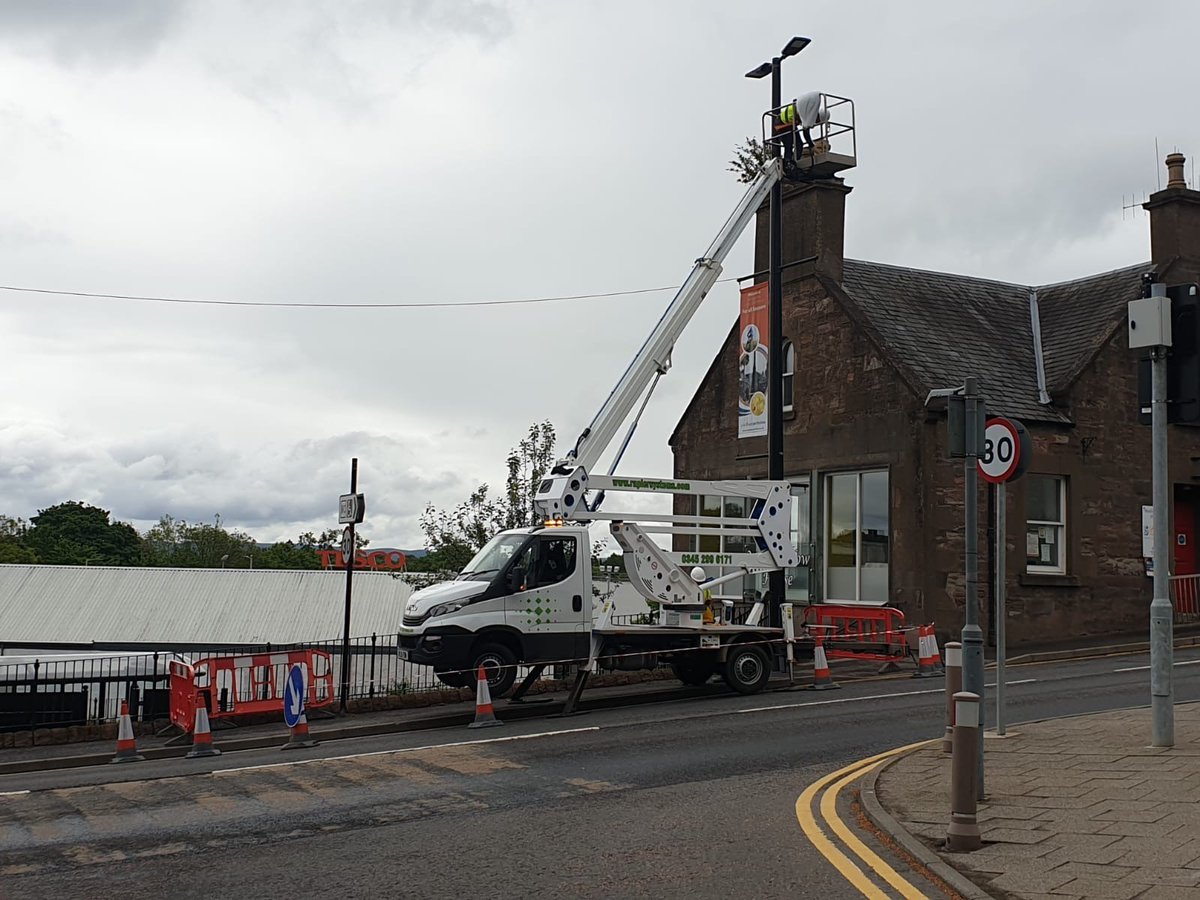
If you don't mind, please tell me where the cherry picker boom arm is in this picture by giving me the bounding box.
[534,158,784,521]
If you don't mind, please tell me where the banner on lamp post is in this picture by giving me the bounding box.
[738,281,769,439]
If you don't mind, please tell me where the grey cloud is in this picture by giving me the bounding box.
[201,0,512,116]
[360,0,513,43]
[0,425,468,546]
[0,0,187,68]
[0,220,69,248]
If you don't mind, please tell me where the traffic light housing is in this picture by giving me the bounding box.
[1138,283,1200,424]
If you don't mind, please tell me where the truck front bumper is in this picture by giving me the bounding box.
[397,625,476,669]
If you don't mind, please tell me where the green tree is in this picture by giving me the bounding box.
[257,529,369,570]
[0,515,37,563]
[143,514,258,568]
[25,501,143,566]
[419,421,557,573]
[728,137,768,183]
[254,540,322,570]
[503,420,557,530]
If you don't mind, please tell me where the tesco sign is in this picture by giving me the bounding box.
[316,549,407,571]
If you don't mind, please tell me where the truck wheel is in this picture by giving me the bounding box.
[435,669,471,689]
[471,643,518,698]
[671,655,718,686]
[721,644,771,695]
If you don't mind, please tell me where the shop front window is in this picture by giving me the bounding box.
[824,469,889,604]
[785,482,811,603]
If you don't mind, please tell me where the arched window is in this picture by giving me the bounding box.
[782,340,795,412]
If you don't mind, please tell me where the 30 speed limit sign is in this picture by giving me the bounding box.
[978,417,1030,484]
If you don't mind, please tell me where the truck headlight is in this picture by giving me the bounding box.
[428,600,468,619]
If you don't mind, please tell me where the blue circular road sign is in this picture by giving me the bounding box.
[284,664,306,728]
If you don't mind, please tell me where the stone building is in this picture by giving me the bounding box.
[670,153,1200,648]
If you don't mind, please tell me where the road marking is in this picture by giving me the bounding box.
[0,790,30,797]
[795,740,934,899]
[212,726,600,775]
[1113,659,1200,673]
[821,764,927,900]
[740,687,945,714]
[738,678,1036,715]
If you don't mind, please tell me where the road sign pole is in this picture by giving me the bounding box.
[996,481,1006,736]
[960,377,985,800]
[340,458,358,714]
[1150,343,1174,746]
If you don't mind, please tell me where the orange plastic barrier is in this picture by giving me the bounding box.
[801,604,910,664]
[169,649,334,732]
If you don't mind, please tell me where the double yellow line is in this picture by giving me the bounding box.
[795,740,935,899]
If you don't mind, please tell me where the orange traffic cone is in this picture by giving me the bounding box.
[912,625,941,678]
[282,710,319,751]
[468,665,503,728]
[928,626,944,673]
[111,699,144,764]
[808,636,840,691]
[186,697,222,758]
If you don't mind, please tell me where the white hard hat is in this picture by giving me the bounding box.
[690,566,706,582]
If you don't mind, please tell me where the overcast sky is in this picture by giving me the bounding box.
[1,0,1197,549]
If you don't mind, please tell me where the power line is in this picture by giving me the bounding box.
[0,278,740,309]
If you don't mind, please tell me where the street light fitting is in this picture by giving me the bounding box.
[744,62,773,80]
[781,36,811,58]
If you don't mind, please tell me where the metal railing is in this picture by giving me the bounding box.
[0,632,546,733]
[1170,574,1200,622]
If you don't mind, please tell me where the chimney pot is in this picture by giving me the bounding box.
[1166,152,1187,189]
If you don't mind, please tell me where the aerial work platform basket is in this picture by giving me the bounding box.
[762,92,856,180]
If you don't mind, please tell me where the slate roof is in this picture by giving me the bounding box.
[832,258,1149,424]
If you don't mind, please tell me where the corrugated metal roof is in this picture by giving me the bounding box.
[0,565,415,648]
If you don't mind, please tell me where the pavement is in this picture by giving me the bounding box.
[869,700,1200,899]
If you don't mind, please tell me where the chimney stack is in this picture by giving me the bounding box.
[1144,152,1200,284]
[1166,152,1188,189]
[753,178,852,285]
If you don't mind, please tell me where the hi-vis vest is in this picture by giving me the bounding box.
[780,93,828,129]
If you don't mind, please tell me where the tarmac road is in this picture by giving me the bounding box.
[3,648,1199,899]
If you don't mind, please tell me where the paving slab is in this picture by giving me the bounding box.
[867,702,1200,899]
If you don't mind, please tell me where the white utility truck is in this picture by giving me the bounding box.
[398,96,855,711]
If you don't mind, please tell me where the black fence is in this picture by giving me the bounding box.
[0,652,172,733]
[0,632,486,734]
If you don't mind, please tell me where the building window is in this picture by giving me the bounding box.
[824,469,889,603]
[782,341,795,412]
[1026,475,1066,574]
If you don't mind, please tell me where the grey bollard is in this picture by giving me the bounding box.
[942,642,963,753]
[947,691,982,852]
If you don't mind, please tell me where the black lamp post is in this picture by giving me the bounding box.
[746,36,809,623]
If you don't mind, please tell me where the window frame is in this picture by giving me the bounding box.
[1025,475,1067,575]
[822,468,890,604]
[782,340,795,413]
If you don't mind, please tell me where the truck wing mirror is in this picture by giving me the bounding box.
[508,567,527,592]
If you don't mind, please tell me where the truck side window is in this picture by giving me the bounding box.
[533,537,576,587]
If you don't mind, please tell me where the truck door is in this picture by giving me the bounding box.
[507,532,589,662]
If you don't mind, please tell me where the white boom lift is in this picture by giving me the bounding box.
[398,94,858,708]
